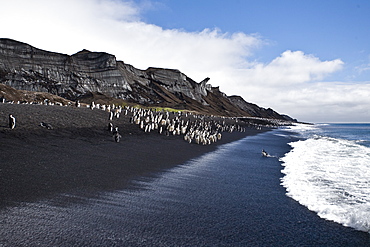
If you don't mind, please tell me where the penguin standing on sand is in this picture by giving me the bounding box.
[108,122,114,132]
[113,131,122,143]
[9,114,16,129]
[112,126,121,142]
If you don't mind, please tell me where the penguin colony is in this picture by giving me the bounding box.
[85,100,288,145]
[1,97,291,144]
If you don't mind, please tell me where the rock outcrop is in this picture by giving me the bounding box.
[0,38,294,120]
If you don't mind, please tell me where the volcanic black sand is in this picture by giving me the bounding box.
[0,103,265,207]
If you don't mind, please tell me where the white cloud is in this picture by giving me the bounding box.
[222,50,344,90]
[0,0,261,69]
[280,82,370,123]
[1,0,369,122]
[253,50,344,85]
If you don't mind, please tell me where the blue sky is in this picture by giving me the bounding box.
[143,0,370,81]
[1,0,370,122]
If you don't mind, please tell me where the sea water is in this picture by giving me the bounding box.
[280,123,370,233]
[1,128,370,246]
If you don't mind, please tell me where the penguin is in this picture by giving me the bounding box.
[9,114,15,129]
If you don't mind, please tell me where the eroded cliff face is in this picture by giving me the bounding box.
[0,39,212,103]
[0,39,136,99]
[0,38,293,119]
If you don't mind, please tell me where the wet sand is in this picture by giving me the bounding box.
[0,103,265,207]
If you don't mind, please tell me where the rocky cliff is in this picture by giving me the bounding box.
[0,38,294,120]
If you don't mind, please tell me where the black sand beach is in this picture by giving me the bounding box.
[0,103,263,207]
[1,117,370,246]
[2,103,370,246]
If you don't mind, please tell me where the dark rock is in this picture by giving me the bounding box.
[0,38,295,120]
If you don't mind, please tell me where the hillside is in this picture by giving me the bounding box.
[0,38,295,120]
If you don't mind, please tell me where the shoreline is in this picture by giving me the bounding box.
[0,103,268,207]
[2,126,369,246]
[3,104,369,246]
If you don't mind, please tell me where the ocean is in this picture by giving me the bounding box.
[1,126,370,246]
[280,123,370,234]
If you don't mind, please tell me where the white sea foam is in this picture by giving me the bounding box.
[280,135,370,232]
[282,123,322,139]
[286,123,322,132]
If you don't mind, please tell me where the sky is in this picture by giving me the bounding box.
[1,0,370,123]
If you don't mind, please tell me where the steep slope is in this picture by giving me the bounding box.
[0,83,71,105]
[0,38,293,120]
